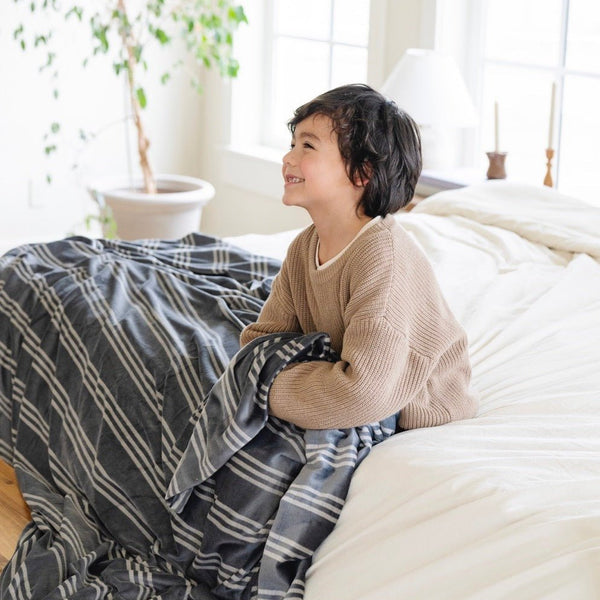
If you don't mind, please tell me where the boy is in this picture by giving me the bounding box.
[241,84,477,430]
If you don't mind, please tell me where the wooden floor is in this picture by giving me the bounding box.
[0,458,31,572]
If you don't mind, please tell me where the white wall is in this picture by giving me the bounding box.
[0,3,205,248]
[1,0,432,247]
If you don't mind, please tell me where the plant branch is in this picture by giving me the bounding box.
[116,0,156,194]
[12,0,247,202]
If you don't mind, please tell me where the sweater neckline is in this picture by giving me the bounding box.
[307,215,395,281]
[315,216,382,270]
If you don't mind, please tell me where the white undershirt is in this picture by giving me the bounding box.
[315,216,382,270]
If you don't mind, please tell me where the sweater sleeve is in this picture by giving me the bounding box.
[240,256,301,347]
[267,315,425,429]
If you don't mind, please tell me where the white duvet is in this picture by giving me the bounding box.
[231,182,600,599]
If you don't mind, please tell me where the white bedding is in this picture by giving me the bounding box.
[229,182,600,599]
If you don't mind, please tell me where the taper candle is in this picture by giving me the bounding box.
[547,82,556,149]
[494,101,499,153]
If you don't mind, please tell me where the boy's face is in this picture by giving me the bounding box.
[282,114,364,216]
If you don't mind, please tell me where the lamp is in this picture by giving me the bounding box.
[380,48,478,170]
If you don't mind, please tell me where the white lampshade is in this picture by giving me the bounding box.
[381,48,477,128]
[380,48,478,169]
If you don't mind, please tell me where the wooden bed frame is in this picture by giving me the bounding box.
[0,459,30,572]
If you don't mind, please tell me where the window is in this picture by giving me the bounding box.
[264,0,370,148]
[475,0,600,203]
[231,0,370,153]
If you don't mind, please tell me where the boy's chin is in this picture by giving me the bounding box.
[281,192,298,207]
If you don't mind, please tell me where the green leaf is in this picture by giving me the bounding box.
[39,51,55,71]
[160,72,170,85]
[44,144,57,155]
[136,87,147,109]
[113,60,129,76]
[65,6,83,21]
[92,25,109,53]
[229,5,247,24]
[227,61,239,78]
[50,122,60,134]
[154,28,170,44]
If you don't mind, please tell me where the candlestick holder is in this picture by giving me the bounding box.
[543,148,554,187]
[486,151,507,179]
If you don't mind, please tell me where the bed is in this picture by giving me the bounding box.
[1,181,599,599]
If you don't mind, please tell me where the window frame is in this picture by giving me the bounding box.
[259,0,371,149]
[449,0,600,197]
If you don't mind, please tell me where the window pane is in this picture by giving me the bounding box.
[258,0,371,150]
[331,45,368,88]
[566,0,600,73]
[485,0,563,66]
[558,75,600,203]
[479,65,556,185]
[269,38,330,146]
[274,0,331,40]
[333,0,370,45]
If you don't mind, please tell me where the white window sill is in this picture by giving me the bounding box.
[221,146,487,201]
[220,144,283,200]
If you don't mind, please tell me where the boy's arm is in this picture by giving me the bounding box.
[240,257,301,346]
[267,315,412,428]
[267,315,473,430]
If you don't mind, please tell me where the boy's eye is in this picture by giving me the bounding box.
[303,142,314,149]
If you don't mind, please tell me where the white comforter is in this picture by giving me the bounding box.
[303,183,600,600]
[234,181,600,599]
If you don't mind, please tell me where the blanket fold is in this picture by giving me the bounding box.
[0,235,397,600]
[167,331,397,598]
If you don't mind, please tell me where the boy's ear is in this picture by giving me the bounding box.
[353,162,372,188]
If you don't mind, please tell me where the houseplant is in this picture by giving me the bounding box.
[12,0,247,239]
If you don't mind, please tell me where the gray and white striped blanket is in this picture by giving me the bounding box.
[0,234,397,599]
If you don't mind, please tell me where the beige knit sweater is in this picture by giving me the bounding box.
[240,215,478,430]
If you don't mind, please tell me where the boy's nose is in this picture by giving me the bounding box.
[282,148,295,165]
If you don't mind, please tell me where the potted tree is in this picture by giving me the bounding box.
[12,0,247,240]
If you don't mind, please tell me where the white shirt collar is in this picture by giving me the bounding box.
[315,216,382,270]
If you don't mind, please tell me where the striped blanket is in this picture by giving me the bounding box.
[0,234,396,599]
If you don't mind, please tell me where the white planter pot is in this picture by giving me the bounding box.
[88,174,215,240]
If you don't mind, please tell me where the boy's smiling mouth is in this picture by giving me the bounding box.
[285,175,305,184]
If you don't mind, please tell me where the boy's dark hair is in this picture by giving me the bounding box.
[288,84,422,216]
